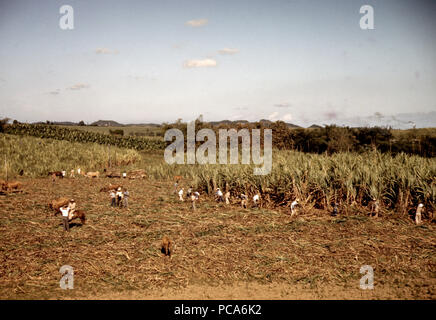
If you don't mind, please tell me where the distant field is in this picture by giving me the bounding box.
[391,128,436,138]
[60,125,436,139]
[0,134,141,177]
[58,125,163,140]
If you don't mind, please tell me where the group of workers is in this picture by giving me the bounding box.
[109,187,129,208]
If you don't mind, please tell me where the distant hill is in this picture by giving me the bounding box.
[33,121,81,126]
[208,119,301,128]
[308,124,323,129]
[124,123,161,127]
[90,120,124,127]
[286,123,301,128]
[208,120,249,126]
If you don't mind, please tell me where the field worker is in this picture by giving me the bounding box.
[241,194,248,208]
[77,168,81,175]
[216,188,224,202]
[415,203,424,225]
[60,205,70,232]
[253,194,260,207]
[123,172,127,178]
[178,188,184,201]
[290,198,299,216]
[371,199,380,218]
[68,199,76,220]
[191,194,197,210]
[193,191,200,200]
[187,186,193,198]
[123,189,129,208]
[70,169,75,178]
[116,187,124,207]
[110,190,116,207]
[331,203,338,217]
[224,191,231,205]
[62,170,66,178]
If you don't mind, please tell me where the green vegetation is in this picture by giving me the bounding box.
[59,124,163,139]
[0,134,141,177]
[4,123,166,151]
[163,120,436,157]
[2,120,435,213]
[143,150,436,213]
[109,129,124,136]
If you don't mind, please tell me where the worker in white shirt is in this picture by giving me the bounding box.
[190,191,200,210]
[110,190,116,207]
[123,189,130,208]
[415,203,424,225]
[60,205,70,232]
[224,191,231,205]
[241,194,248,208]
[191,194,197,211]
[253,194,260,207]
[178,188,184,201]
[68,199,76,220]
[291,199,299,216]
[116,187,124,207]
[216,188,224,202]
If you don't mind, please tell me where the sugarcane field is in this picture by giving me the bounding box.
[0,128,435,299]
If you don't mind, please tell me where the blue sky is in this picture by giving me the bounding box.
[0,0,435,126]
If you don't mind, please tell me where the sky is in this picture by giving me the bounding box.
[0,0,435,127]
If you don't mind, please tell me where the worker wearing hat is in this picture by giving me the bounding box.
[60,205,70,232]
[110,190,116,207]
[116,187,124,207]
[67,199,76,220]
[415,203,424,225]
[123,188,129,209]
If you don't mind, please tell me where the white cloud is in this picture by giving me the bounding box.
[268,112,279,121]
[67,83,90,90]
[267,112,293,122]
[274,102,292,108]
[229,114,243,120]
[218,48,239,55]
[281,113,293,121]
[48,89,60,95]
[183,58,217,68]
[95,48,119,54]
[185,19,208,27]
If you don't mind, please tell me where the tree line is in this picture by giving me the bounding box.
[162,119,436,157]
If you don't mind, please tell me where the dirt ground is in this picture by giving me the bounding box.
[0,177,435,300]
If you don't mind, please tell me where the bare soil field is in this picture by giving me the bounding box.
[0,177,435,300]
